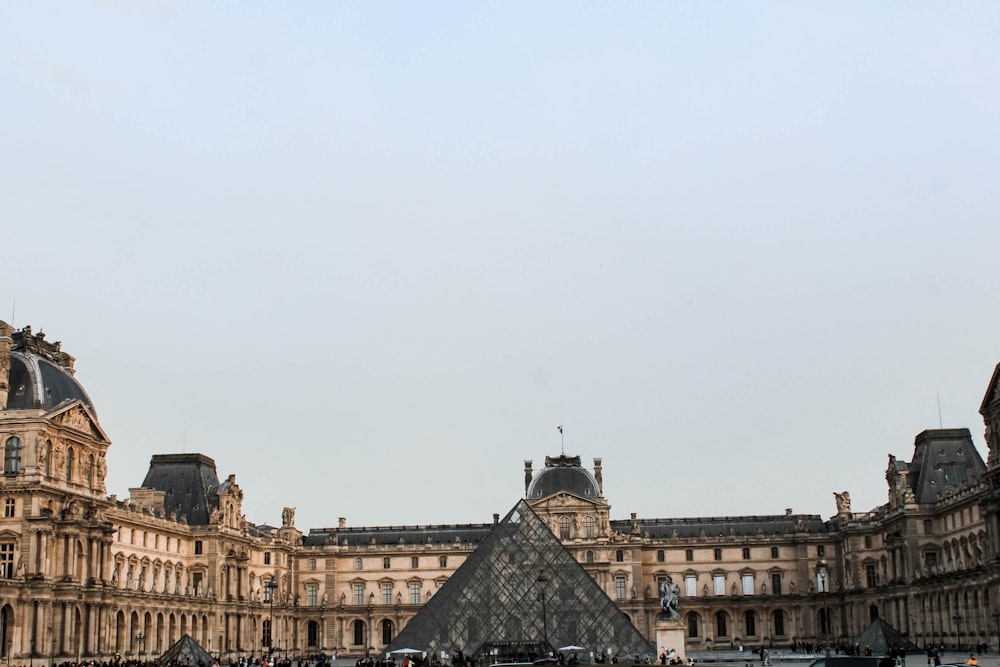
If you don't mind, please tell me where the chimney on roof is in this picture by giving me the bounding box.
[785,508,793,515]
[524,460,533,495]
[338,517,346,528]
[493,513,499,525]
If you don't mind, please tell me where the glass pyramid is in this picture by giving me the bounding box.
[388,500,655,664]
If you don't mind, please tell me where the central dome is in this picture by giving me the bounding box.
[527,454,600,499]
[2,325,95,415]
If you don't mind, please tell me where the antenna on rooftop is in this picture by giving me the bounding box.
[10,298,14,327]
[937,388,943,428]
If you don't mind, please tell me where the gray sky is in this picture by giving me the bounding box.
[2,2,998,532]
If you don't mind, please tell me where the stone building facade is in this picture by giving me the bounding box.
[2,320,1000,662]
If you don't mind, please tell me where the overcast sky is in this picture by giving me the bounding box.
[2,2,998,532]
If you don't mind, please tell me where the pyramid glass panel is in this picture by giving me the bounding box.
[388,500,655,663]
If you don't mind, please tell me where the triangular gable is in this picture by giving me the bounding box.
[387,499,654,661]
[980,362,1000,415]
[532,491,604,508]
[45,400,109,443]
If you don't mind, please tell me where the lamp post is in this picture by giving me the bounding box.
[536,571,550,656]
[952,615,962,652]
[136,632,145,662]
[993,609,1000,655]
[817,560,829,645]
[266,579,279,655]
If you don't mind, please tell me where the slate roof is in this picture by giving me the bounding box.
[140,454,222,526]
[5,352,95,413]
[908,429,986,504]
[304,523,494,547]
[613,514,830,539]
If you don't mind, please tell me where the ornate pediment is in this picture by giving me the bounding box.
[46,401,109,443]
[530,490,603,510]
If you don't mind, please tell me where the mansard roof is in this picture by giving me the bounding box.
[304,522,494,547]
[615,514,830,539]
[907,428,986,504]
[139,453,222,525]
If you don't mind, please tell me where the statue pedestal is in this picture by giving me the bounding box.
[654,616,686,663]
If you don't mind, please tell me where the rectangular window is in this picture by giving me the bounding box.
[307,584,318,606]
[770,547,779,559]
[924,519,933,535]
[194,540,203,555]
[742,574,754,595]
[410,582,420,604]
[770,572,782,595]
[925,552,938,567]
[713,574,725,596]
[817,545,825,558]
[713,548,722,561]
[657,550,665,563]
[353,583,364,605]
[684,575,697,597]
[0,543,13,578]
[355,558,362,570]
[309,558,317,571]
[411,556,419,568]
[742,547,750,560]
[615,576,627,600]
[3,499,13,518]
[864,535,872,549]
[383,557,391,569]
[263,581,274,602]
[865,564,877,588]
[685,549,693,562]
[382,582,392,604]
[264,552,271,565]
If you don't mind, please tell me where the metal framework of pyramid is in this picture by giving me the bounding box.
[852,618,920,655]
[156,634,214,666]
[387,500,654,663]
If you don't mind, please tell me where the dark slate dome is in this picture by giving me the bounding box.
[4,330,96,415]
[527,455,600,499]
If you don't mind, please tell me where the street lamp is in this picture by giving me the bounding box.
[952,615,962,652]
[536,571,550,656]
[136,632,145,661]
[817,560,829,645]
[266,579,279,654]
[993,609,1000,655]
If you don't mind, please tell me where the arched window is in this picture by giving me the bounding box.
[381,619,393,645]
[583,516,596,538]
[3,437,21,475]
[715,611,728,636]
[66,446,74,482]
[308,621,319,647]
[773,609,785,636]
[353,620,365,645]
[744,610,756,636]
[686,612,699,638]
[559,516,572,539]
